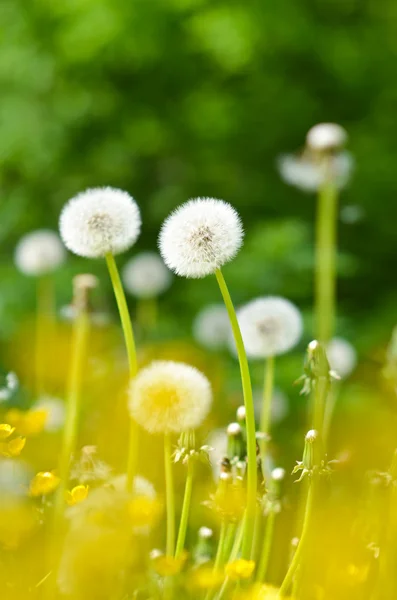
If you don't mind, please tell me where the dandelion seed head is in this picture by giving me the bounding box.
[306,123,348,152]
[199,526,213,539]
[327,337,357,378]
[193,304,230,350]
[122,252,172,298]
[159,198,243,278]
[59,187,141,258]
[15,230,66,276]
[233,297,303,359]
[271,467,285,481]
[129,361,212,434]
[277,151,353,192]
[34,396,65,432]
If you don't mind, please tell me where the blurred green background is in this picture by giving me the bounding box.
[1,0,396,359]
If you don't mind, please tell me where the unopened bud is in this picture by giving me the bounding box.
[73,273,99,313]
[302,429,322,471]
[236,406,246,422]
[227,422,245,461]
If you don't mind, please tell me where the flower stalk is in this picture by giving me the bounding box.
[259,355,275,460]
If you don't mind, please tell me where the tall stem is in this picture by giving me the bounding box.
[52,308,90,530]
[175,459,194,558]
[259,355,275,460]
[278,481,315,597]
[215,269,257,560]
[105,252,139,489]
[315,179,338,343]
[204,520,228,600]
[164,433,175,557]
[256,511,276,583]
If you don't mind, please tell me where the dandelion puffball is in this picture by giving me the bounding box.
[277,152,353,192]
[122,252,172,298]
[193,304,230,350]
[129,361,212,434]
[15,230,66,276]
[233,297,303,358]
[158,198,243,278]
[327,337,357,378]
[306,123,347,152]
[59,187,141,258]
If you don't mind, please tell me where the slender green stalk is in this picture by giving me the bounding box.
[55,309,90,515]
[105,252,139,489]
[278,481,315,598]
[259,355,275,459]
[35,275,55,397]
[315,177,338,343]
[215,517,245,600]
[164,433,175,557]
[256,511,276,582]
[222,522,237,564]
[204,521,228,600]
[175,459,194,558]
[215,268,257,560]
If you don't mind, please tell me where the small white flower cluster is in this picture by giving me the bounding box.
[233,296,303,358]
[15,230,66,276]
[122,252,172,299]
[129,360,212,434]
[159,197,243,278]
[60,187,141,258]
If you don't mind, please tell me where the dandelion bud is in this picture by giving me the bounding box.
[129,361,212,434]
[305,340,330,379]
[302,430,322,472]
[193,527,214,563]
[122,252,172,299]
[233,297,303,359]
[59,187,141,258]
[15,230,66,276]
[236,406,246,422]
[227,422,245,461]
[159,198,243,279]
[306,123,348,153]
[72,273,99,313]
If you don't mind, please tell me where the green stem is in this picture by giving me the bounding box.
[312,376,329,443]
[315,177,338,343]
[222,522,237,564]
[164,433,175,557]
[175,459,194,558]
[256,511,276,583]
[105,252,139,489]
[278,481,315,598]
[214,517,245,600]
[259,355,275,460]
[215,268,257,560]
[204,521,228,600]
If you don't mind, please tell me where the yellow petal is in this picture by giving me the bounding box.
[225,559,255,581]
[0,424,15,440]
[66,485,89,506]
[29,471,60,497]
[6,436,26,457]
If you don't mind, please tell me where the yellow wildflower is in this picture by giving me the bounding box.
[189,565,225,590]
[0,424,15,440]
[150,550,188,576]
[29,471,60,497]
[66,485,89,506]
[4,436,26,457]
[225,559,255,581]
[6,408,48,437]
[234,584,282,599]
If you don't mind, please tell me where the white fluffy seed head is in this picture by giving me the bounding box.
[227,422,241,436]
[233,297,303,359]
[34,396,66,432]
[199,526,213,539]
[122,252,172,298]
[271,467,285,482]
[59,187,141,258]
[327,337,357,378]
[193,304,231,350]
[128,361,212,434]
[277,152,353,192]
[158,198,244,278]
[306,123,348,152]
[15,230,66,276]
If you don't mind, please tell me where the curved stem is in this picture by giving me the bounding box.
[256,511,276,583]
[164,433,175,557]
[315,179,338,343]
[278,481,315,597]
[215,268,257,560]
[175,459,194,558]
[105,252,139,489]
[259,355,275,460]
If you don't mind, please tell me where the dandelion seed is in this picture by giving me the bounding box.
[193,304,231,350]
[326,337,357,378]
[129,361,212,434]
[29,471,60,497]
[59,187,141,258]
[14,230,66,276]
[122,251,172,298]
[233,297,303,359]
[70,446,112,484]
[159,197,243,278]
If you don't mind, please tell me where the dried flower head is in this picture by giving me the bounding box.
[327,337,357,379]
[59,187,141,258]
[159,198,243,278]
[122,251,172,298]
[306,122,347,152]
[129,361,212,434]
[14,230,66,276]
[193,304,230,350]
[234,297,303,359]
